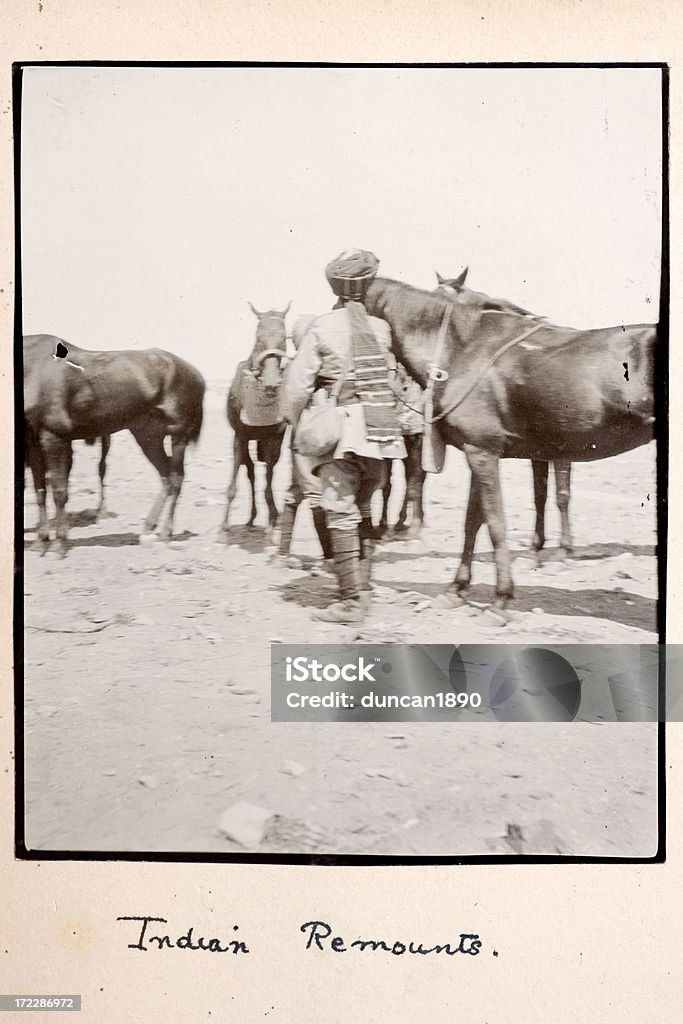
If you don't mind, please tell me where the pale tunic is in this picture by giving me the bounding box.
[282,307,406,467]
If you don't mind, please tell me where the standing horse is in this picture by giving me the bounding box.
[435,269,573,557]
[364,277,655,609]
[217,304,290,541]
[24,334,205,555]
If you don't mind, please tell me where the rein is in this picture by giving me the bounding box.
[390,306,544,425]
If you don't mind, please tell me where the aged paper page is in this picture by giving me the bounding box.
[1,2,680,1021]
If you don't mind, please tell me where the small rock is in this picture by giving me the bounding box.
[531,607,544,615]
[414,600,432,613]
[194,624,222,643]
[103,770,117,777]
[138,775,158,789]
[218,801,274,848]
[281,760,306,777]
[134,613,155,626]
[364,767,400,781]
[232,687,256,696]
[403,818,419,830]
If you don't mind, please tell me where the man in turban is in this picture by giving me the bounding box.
[281,250,406,624]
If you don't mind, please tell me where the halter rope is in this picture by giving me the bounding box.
[390,305,544,425]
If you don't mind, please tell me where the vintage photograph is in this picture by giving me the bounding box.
[20,64,663,857]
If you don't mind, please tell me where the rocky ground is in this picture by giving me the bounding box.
[23,390,659,857]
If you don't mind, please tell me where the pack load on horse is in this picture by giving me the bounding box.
[217,303,290,541]
[435,268,573,558]
[363,275,656,612]
[24,334,205,555]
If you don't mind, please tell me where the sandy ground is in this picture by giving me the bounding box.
[23,388,660,856]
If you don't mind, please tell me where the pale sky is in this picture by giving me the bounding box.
[20,65,662,380]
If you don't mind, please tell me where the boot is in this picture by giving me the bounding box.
[278,502,298,557]
[312,528,365,623]
[311,506,333,560]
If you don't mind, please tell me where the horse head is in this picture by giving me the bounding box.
[248,301,291,392]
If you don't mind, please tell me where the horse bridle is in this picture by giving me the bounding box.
[253,347,288,371]
[391,302,544,425]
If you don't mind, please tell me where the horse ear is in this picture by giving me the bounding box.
[248,302,262,318]
[279,301,292,318]
[435,271,445,285]
[453,266,468,289]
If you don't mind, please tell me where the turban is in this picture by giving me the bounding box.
[325,249,379,300]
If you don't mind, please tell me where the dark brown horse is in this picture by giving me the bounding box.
[217,304,290,541]
[364,277,655,609]
[24,334,205,555]
[435,269,573,557]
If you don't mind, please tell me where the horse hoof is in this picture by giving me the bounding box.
[34,538,50,556]
[216,529,229,544]
[54,540,69,559]
[139,531,158,545]
[479,606,510,627]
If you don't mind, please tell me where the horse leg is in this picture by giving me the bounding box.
[531,459,549,557]
[130,425,171,535]
[97,435,111,517]
[395,458,410,533]
[218,433,246,541]
[41,430,72,557]
[554,461,574,558]
[26,430,50,553]
[158,436,187,540]
[374,459,392,539]
[452,474,483,599]
[262,435,282,538]
[244,444,257,528]
[402,435,426,539]
[464,444,513,606]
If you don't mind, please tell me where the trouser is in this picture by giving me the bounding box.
[285,450,324,510]
[318,453,384,531]
[279,449,332,558]
[317,454,383,602]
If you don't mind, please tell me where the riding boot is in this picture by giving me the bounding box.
[358,516,375,610]
[312,528,364,623]
[278,502,298,557]
[311,506,333,560]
